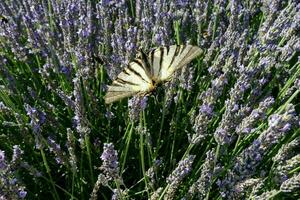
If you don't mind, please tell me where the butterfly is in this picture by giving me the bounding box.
[104,45,203,104]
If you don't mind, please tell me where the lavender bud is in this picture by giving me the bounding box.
[12,145,23,163]
[274,155,300,186]
[150,187,163,200]
[165,155,195,199]
[100,143,120,181]
[18,189,27,199]
[280,173,300,193]
[0,150,6,169]
[236,97,275,136]
[66,128,77,172]
[187,149,215,199]
[128,96,148,122]
[47,137,67,166]
[90,174,107,200]
[273,137,300,164]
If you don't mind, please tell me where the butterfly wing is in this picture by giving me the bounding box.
[148,45,202,81]
[104,59,153,104]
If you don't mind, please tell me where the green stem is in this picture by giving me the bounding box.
[278,63,300,99]
[71,170,75,200]
[115,179,124,200]
[129,0,135,17]
[139,113,150,197]
[212,7,219,40]
[205,144,220,200]
[174,20,181,44]
[85,134,94,184]
[277,89,299,114]
[158,185,170,200]
[40,149,60,200]
[233,134,242,154]
[121,122,134,174]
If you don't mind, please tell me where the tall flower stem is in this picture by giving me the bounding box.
[40,148,60,200]
[85,134,94,185]
[121,122,134,174]
[139,111,150,197]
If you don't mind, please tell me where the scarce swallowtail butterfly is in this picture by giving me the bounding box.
[104,45,203,104]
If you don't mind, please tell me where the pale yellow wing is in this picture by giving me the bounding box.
[148,45,203,82]
[104,59,153,104]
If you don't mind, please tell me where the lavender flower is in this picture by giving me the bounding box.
[73,76,90,148]
[47,137,67,165]
[24,104,46,149]
[0,101,9,112]
[179,65,195,91]
[55,89,75,110]
[150,187,163,200]
[0,147,27,199]
[66,128,77,172]
[12,145,23,164]
[219,104,298,198]
[191,73,228,144]
[111,188,128,200]
[187,149,216,199]
[0,150,6,169]
[165,155,195,199]
[128,96,148,122]
[18,190,27,199]
[146,158,163,188]
[280,173,300,193]
[273,155,300,186]
[236,97,275,136]
[233,178,262,199]
[272,137,300,165]
[100,143,120,181]
[90,174,107,200]
[24,104,46,134]
[252,190,279,200]
[90,143,122,200]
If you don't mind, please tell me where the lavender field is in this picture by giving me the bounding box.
[0,0,299,199]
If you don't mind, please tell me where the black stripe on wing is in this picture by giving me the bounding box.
[114,78,140,86]
[176,46,194,67]
[158,47,164,76]
[180,45,187,54]
[167,45,181,70]
[166,46,170,54]
[128,61,150,83]
[137,50,152,75]
[150,49,155,75]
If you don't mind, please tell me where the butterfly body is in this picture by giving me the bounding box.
[105,45,202,104]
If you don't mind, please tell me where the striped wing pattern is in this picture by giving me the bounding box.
[149,45,203,81]
[104,59,153,104]
[104,45,202,104]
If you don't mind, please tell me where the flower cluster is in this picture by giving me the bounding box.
[219,104,299,198]
[0,147,27,199]
[99,143,120,181]
[187,149,216,199]
[0,0,299,199]
[165,155,195,199]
